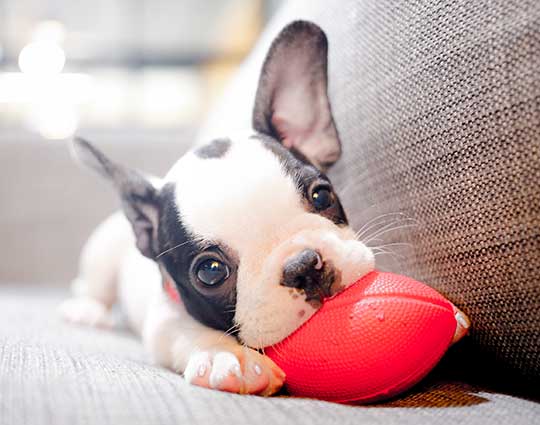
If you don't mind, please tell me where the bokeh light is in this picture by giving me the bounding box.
[18,41,66,75]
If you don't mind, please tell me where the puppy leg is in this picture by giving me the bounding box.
[142,292,285,395]
[59,212,133,328]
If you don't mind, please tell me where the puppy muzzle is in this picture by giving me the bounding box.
[281,249,337,303]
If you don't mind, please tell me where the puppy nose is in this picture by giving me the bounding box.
[282,249,324,290]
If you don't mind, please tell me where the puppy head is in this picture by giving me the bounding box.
[74,21,374,348]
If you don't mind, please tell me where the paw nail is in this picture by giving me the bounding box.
[253,363,262,375]
[197,364,207,377]
[456,312,470,329]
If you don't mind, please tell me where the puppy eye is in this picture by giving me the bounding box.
[311,186,334,211]
[196,259,230,286]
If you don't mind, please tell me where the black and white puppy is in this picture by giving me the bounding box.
[60,21,468,396]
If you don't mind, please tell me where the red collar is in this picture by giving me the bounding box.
[164,279,181,304]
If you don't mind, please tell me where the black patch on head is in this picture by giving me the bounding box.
[156,183,237,333]
[194,138,231,159]
[252,133,348,226]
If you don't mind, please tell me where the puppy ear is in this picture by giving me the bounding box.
[252,21,340,171]
[72,137,159,259]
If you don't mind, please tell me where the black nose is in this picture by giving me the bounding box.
[282,249,324,291]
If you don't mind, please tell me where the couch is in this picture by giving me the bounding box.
[1,0,539,423]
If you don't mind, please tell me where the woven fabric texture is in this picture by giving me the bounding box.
[1,286,539,425]
[198,0,540,387]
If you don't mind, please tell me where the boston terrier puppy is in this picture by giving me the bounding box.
[60,21,469,396]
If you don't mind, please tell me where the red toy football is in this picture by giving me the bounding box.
[265,271,461,403]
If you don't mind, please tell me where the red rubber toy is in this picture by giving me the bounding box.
[265,271,458,403]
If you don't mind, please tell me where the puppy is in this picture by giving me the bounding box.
[61,21,469,396]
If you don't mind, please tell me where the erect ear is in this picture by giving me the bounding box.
[72,137,160,259]
[252,21,341,171]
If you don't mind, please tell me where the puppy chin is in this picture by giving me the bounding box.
[236,237,375,349]
[238,300,319,349]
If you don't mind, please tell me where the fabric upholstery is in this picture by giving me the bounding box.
[1,285,539,425]
[198,0,540,388]
[2,1,539,423]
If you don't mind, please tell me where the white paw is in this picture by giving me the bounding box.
[183,347,285,396]
[59,297,113,328]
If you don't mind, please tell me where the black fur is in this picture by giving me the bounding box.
[73,20,348,335]
[156,183,237,333]
[253,133,348,226]
[194,138,231,159]
[73,137,160,259]
[155,136,345,333]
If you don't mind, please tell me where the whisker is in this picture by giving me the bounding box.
[372,247,403,259]
[269,342,287,361]
[226,323,241,334]
[259,336,266,357]
[369,241,413,250]
[363,224,418,247]
[224,323,240,333]
[155,239,200,259]
[223,303,237,314]
[354,211,407,232]
[216,323,241,344]
[354,212,407,239]
[360,236,384,245]
[362,220,418,246]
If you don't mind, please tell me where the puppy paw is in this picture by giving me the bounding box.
[59,297,113,328]
[451,304,471,344]
[183,347,285,396]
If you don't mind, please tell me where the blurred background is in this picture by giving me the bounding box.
[0,0,282,284]
[0,0,283,137]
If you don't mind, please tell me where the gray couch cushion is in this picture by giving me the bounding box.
[1,285,539,425]
[197,0,540,388]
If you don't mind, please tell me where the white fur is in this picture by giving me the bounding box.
[70,211,133,306]
[167,133,303,248]
[60,200,285,394]
[59,297,114,328]
[59,20,376,396]
[60,134,468,396]
[166,134,375,347]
